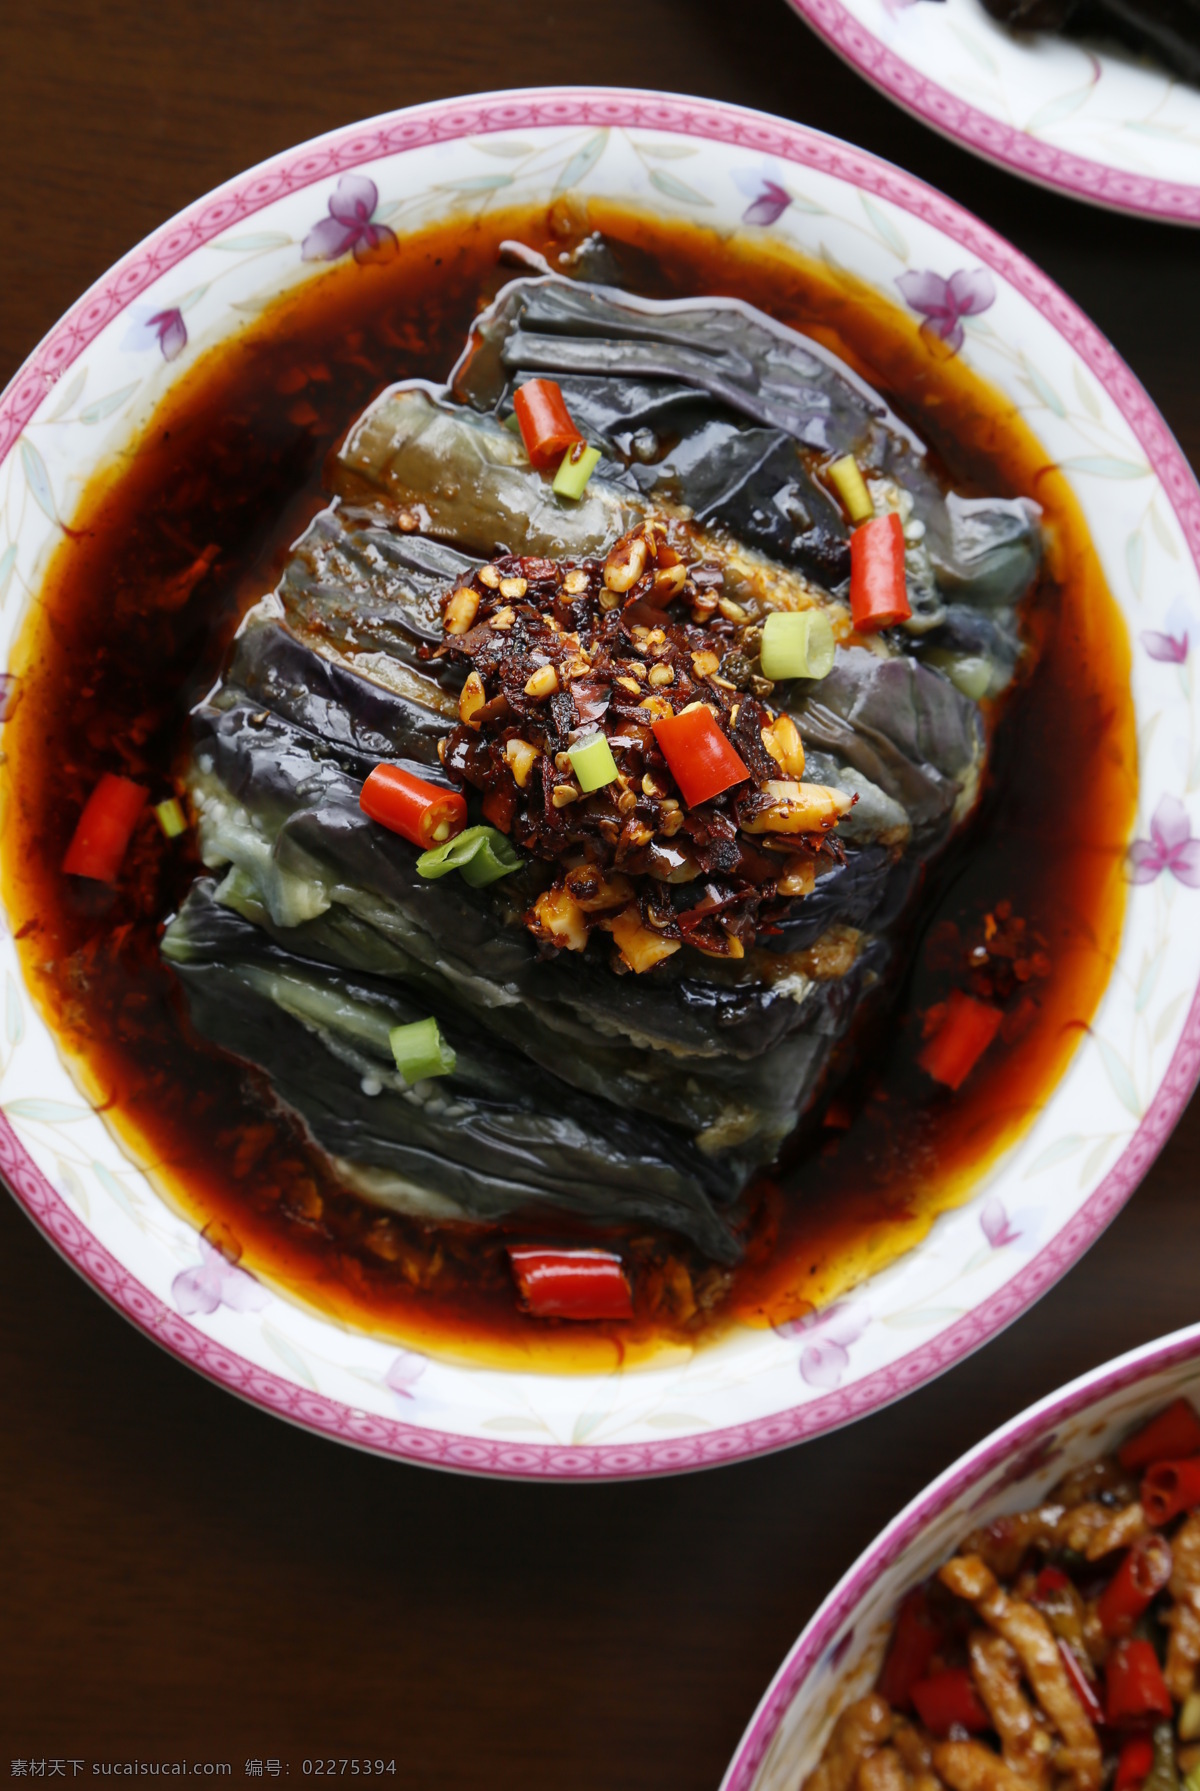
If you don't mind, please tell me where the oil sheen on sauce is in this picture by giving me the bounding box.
[0,203,1136,1372]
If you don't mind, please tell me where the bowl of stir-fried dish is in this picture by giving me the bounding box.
[0,88,1196,1476]
[723,1327,1200,1791]
[784,0,1200,224]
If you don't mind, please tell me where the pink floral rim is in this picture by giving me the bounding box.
[3,87,1200,1480]
[784,0,1200,225]
[723,1323,1200,1791]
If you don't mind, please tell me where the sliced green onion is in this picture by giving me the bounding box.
[552,443,602,500]
[389,1016,456,1084]
[416,823,523,887]
[459,835,522,886]
[828,454,874,524]
[567,731,618,792]
[154,797,188,839]
[760,610,836,681]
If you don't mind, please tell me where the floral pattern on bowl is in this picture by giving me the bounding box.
[721,1325,1200,1791]
[785,0,1200,225]
[0,88,1198,1479]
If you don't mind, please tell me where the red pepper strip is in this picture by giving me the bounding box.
[917,990,1004,1092]
[1058,1640,1105,1726]
[62,773,148,883]
[360,765,467,850]
[849,512,911,633]
[1119,1398,1200,1472]
[1097,1535,1173,1637]
[512,379,583,471]
[1114,1736,1155,1791]
[508,1248,633,1322]
[1105,1638,1174,1724]
[877,1588,940,1709]
[652,707,749,809]
[1034,1566,1071,1599]
[911,1668,990,1737]
[1142,1456,1200,1526]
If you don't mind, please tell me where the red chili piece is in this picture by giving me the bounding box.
[877,1589,940,1710]
[1033,1566,1071,1600]
[917,990,1004,1092]
[652,707,749,809]
[1119,1398,1200,1472]
[360,764,467,850]
[1058,1641,1104,1726]
[849,512,911,633]
[910,1668,990,1737]
[1105,1638,1173,1724]
[1142,1456,1200,1527]
[1097,1536,1173,1636]
[508,1248,633,1322]
[62,773,148,884]
[1113,1736,1155,1791]
[512,379,583,471]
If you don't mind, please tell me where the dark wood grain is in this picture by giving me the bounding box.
[2,3,1199,1785]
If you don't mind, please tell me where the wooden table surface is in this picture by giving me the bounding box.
[3,3,1199,1785]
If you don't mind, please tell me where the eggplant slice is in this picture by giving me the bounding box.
[162,258,1043,1262]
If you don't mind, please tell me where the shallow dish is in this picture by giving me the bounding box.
[1,86,1198,1479]
[722,1321,1200,1790]
[785,0,1200,225]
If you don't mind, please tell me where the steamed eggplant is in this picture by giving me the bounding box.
[448,275,1041,632]
[183,629,880,1148]
[161,254,1044,1265]
[164,881,744,1258]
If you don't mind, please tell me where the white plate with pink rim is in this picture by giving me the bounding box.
[784,0,1200,224]
[721,1321,1200,1791]
[1,85,1199,1481]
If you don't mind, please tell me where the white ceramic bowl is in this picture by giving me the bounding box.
[2,87,1198,1479]
[786,0,1200,225]
[722,1322,1200,1791]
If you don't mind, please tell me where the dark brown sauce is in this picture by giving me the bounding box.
[1,203,1136,1371]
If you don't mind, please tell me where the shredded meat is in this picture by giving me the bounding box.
[1053,1458,1138,1510]
[961,1500,1145,1577]
[1166,1512,1200,1701]
[805,1697,894,1791]
[801,1407,1200,1791]
[934,1741,1041,1791]
[859,1749,910,1791]
[968,1633,1052,1787]
[891,1718,936,1778]
[939,1558,1101,1791]
[1057,1501,1148,1560]
[961,1509,1067,1579]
